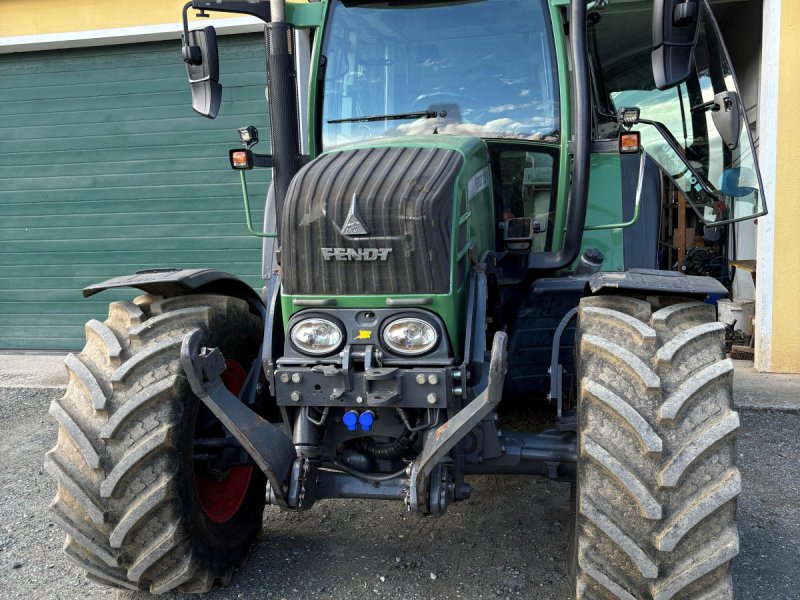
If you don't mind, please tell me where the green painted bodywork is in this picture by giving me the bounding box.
[280,135,494,358]
[580,153,626,272]
[547,0,571,250]
[285,2,325,28]
[278,0,633,360]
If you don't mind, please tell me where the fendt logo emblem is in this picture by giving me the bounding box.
[342,193,369,236]
[321,248,392,261]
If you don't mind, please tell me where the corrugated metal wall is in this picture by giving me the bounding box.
[0,34,271,349]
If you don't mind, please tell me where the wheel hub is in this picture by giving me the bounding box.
[194,359,254,523]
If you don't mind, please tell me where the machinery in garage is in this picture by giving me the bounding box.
[45,0,766,597]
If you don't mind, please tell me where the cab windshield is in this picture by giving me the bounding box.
[320,0,560,150]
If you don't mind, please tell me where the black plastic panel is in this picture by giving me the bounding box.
[504,277,585,396]
[281,146,463,295]
[587,268,728,295]
[621,153,662,269]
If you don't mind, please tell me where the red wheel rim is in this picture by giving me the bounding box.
[195,359,254,523]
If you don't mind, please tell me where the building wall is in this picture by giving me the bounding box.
[765,0,800,372]
[0,0,238,37]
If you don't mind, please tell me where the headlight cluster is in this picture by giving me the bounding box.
[289,316,439,357]
[382,318,438,355]
[289,318,343,355]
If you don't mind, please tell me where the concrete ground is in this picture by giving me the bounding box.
[0,353,798,600]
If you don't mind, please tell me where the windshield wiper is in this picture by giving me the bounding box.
[327,110,439,124]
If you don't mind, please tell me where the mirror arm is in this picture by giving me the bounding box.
[636,117,719,198]
[182,1,273,65]
[181,3,202,65]
[690,99,719,114]
[190,1,271,23]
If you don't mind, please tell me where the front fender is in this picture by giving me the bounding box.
[82,268,264,315]
[585,268,728,299]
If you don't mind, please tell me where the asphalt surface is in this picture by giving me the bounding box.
[0,359,798,600]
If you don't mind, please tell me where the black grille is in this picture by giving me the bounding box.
[281,146,463,295]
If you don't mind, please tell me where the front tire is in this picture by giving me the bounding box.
[570,296,740,599]
[45,294,265,593]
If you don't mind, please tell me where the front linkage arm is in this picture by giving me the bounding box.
[181,329,297,509]
[408,331,508,514]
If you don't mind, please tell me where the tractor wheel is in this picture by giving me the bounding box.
[45,293,265,593]
[569,296,740,599]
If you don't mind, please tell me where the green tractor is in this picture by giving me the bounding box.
[46,0,766,597]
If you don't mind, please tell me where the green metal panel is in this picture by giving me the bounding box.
[580,152,626,272]
[0,35,271,349]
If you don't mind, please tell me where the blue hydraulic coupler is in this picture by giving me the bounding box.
[358,410,375,432]
[343,410,359,431]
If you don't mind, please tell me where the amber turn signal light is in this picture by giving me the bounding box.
[619,131,641,154]
[229,149,254,170]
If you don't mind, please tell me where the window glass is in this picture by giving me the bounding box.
[321,0,560,149]
[590,1,766,225]
[495,149,557,252]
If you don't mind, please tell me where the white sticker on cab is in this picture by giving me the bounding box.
[468,167,489,200]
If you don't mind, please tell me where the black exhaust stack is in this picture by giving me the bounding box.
[265,0,303,236]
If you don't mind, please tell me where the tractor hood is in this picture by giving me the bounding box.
[280,141,468,296]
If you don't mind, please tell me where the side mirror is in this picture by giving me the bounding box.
[651,0,701,90]
[183,27,221,119]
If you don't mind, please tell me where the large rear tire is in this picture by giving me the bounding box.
[45,294,265,593]
[570,296,740,599]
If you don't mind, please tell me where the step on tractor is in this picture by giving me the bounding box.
[46,0,767,597]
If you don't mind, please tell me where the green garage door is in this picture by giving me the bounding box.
[0,35,271,350]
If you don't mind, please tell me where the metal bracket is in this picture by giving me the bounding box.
[180,329,296,508]
[408,331,507,513]
[549,307,578,421]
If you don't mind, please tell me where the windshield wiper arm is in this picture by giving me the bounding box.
[327,110,438,124]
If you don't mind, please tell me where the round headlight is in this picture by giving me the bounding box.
[382,318,438,355]
[290,318,343,355]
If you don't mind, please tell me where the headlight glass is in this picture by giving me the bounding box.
[290,318,343,355]
[382,318,438,355]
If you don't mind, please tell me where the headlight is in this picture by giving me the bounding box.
[290,318,343,355]
[382,317,438,355]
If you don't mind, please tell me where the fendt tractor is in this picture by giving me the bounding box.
[45,0,767,597]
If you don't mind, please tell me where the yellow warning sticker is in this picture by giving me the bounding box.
[355,330,372,340]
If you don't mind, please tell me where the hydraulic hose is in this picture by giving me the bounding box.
[352,431,418,461]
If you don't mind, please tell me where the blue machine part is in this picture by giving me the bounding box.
[343,410,359,431]
[358,410,375,432]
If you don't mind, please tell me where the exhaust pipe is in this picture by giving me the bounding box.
[265,0,303,236]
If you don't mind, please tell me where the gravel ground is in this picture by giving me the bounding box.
[0,386,797,600]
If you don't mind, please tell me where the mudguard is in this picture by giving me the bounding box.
[82,268,264,314]
[586,268,728,297]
